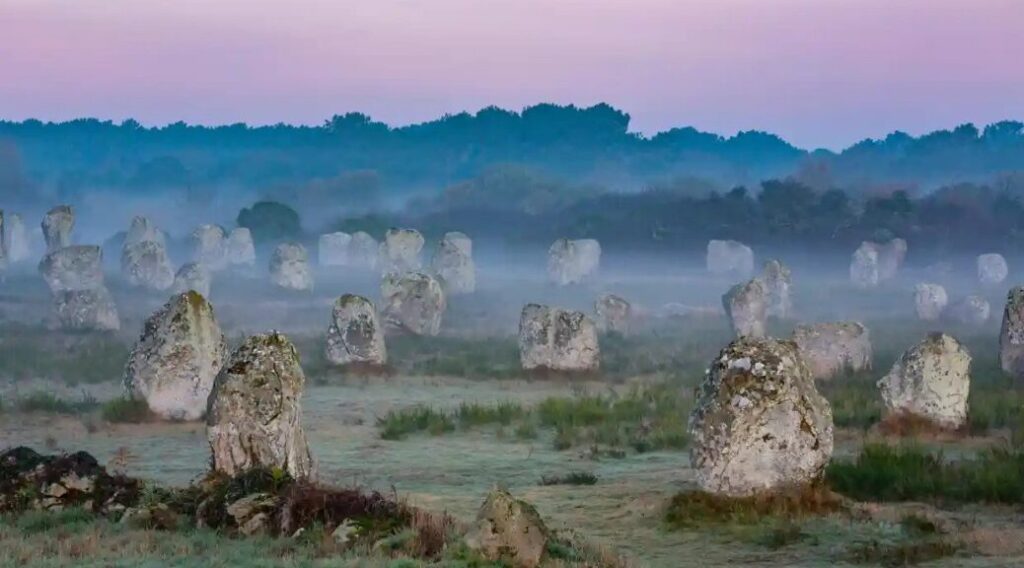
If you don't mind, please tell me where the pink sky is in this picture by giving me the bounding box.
[2,0,1022,149]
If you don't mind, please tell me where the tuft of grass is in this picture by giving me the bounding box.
[377,407,456,441]
[847,538,959,566]
[100,398,154,423]
[15,392,98,414]
[539,472,598,486]
[456,401,526,428]
[665,486,844,529]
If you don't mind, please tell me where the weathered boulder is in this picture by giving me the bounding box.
[226,228,256,268]
[431,231,476,295]
[947,295,990,326]
[190,225,228,271]
[41,205,74,253]
[318,232,352,267]
[518,304,600,372]
[877,333,971,429]
[378,228,424,275]
[465,487,551,568]
[791,322,872,380]
[121,240,174,291]
[380,272,446,336]
[688,337,834,497]
[977,253,1008,285]
[173,262,211,298]
[876,238,907,281]
[0,447,140,514]
[39,245,104,292]
[50,287,120,331]
[913,283,948,321]
[722,278,767,338]
[594,293,631,334]
[761,259,792,319]
[124,292,228,421]
[269,243,313,291]
[999,287,1024,378]
[124,216,165,248]
[349,231,379,269]
[547,238,601,286]
[206,332,314,479]
[325,294,387,366]
[706,240,754,278]
[850,242,880,288]
[5,213,30,263]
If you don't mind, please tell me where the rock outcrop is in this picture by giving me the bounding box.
[431,231,475,295]
[0,447,140,514]
[378,228,424,275]
[174,262,212,297]
[124,292,228,421]
[761,259,792,319]
[706,240,754,278]
[121,240,174,291]
[380,272,446,336]
[50,288,120,331]
[999,287,1024,379]
[466,487,551,568]
[978,253,1008,285]
[547,238,601,286]
[722,278,767,338]
[190,225,228,271]
[318,232,352,267]
[41,205,74,253]
[325,294,387,366]
[791,322,872,380]
[226,228,256,268]
[914,283,948,321]
[594,293,631,334]
[39,245,104,292]
[877,333,971,429]
[269,243,313,291]
[518,304,600,372]
[688,337,834,496]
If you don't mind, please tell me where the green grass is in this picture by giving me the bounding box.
[378,406,457,440]
[0,324,129,384]
[15,391,99,414]
[101,398,154,423]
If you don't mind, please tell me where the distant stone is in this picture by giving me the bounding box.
[39,245,104,292]
[378,228,424,275]
[595,293,631,334]
[173,262,211,297]
[206,332,314,479]
[706,240,754,278]
[876,238,907,281]
[318,232,352,267]
[269,243,313,291]
[466,487,551,568]
[41,205,74,253]
[850,242,880,288]
[791,322,872,380]
[547,238,601,286]
[999,286,1024,379]
[0,212,7,274]
[190,224,228,271]
[877,333,971,429]
[325,294,387,366]
[431,231,476,295]
[914,283,948,321]
[124,216,165,248]
[688,337,833,497]
[518,304,600,372]
[226,228,256,268]
[50,287,120,331]
[5,213,30,263]
[947,295,990,326]
[722,278,767,338]
[977,253,1008,285]
[761,259,792,319]
[380,271,446,336]
[348,232,379,269]
[124,292,228,421]
[121,240,174,291]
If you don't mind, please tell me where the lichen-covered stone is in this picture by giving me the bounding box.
[124,292,228,421]
[174,262,211,298]
[914,283,948,321]
[349,231,379,269]
[877,333,971,429]
[518,304,599,372]
[978,253,1008,285]
[431,231,475,295]
[318,232,352,266]
[706,240,754,278]
[380,272,445,336]
[850,242,880,288]
[791,322,872,380]
[999,287,1024,378]
[5,213,30,263]
[269,243,313,291]
[226,228,256,267]
[206,332,314,479]
[121,240,174,291]
[41,205,74,253]
[594,294,631,334]
[190,225,228,271]
[465,487,551,568]
[761,259,792,318]
[947,295,990,326]
[39,245,104,292]
[378,228,424,275]
[325,294,387,366]
[722,278,767,338]
[547,238,601,286]
[50,287,120,331]
[688,337,833,497]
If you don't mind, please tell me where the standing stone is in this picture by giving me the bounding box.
[791,322,872,380]
[547,238,601,286]
[174,262,212,298]
[978,253,1008,285]
[876,238,907,281]
[121,240,174,291]
[5,213,30,263]
[999,287,1024,378]
[349,232,379,269]
[431,231,476,295]
[518,304,600,372]
[41,205,74,253]
[850,242,880,288]
[948,295,990,326]
[269,243,313,291]
[877,333,971,429]
[125,216,165,248]
[190,225,228,271]
[39,245,104,292]
[688,337,834,497]
[466,487,551,568]
[206,332,313,479]
[380,272,446,336]
[594,294,631,334]
[124,292,228,421]
[914,283,948,321]
[761,259,792,319]
[50,287,120,331]
[722,278,767,338]
[378,228,424,275]
[226,228,256,268]
[325,294,387,366]
[0,212,7,275]
[706,240,754,278]
[318,232,352,267]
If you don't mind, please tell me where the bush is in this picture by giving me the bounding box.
[237,201,302,244]
[100,398,153,423]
